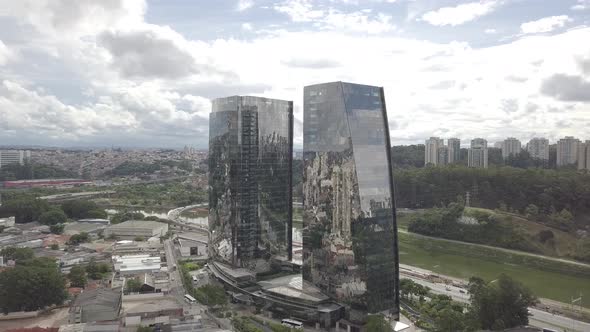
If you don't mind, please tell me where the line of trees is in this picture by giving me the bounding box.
[0,194,107,226]
[394,166,590,227]
[0,161,76,181]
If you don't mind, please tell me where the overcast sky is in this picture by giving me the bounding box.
[0,0,589,148]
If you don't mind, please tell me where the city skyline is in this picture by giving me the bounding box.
[0,1,589,148]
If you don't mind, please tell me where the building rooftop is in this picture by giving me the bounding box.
[122,298,181,315]
[113,254,161,273]
[107,219,164,230]
[72,287,122,308]
[259,274,329,303]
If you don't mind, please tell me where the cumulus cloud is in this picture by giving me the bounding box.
[236,0,255,11]
[572,0,590,11]
[0,0,589,147]
[520,15,572,34]
[540,74,590,102]
[273,0,395,33]
[0,40,12,65]
[98,29,199,79]
[281,58,341,69]
[421,1,500,27]
[0,0,146,38]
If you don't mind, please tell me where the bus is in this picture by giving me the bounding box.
[184,294,196,304]
[281,319,303,329]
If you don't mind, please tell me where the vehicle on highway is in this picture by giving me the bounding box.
[184,294,196,304]
[542,329,558,332]
[282,319,303,329]
[192,275,198,282]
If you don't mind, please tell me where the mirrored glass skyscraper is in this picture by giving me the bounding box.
[208,96,293,273]
[302,82,399,322]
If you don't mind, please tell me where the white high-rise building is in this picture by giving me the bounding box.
[468,138,488,168]
[526,138,549,161]
[502,137,522,159]
[556,136,580,167]
[578,141,590,170]
[447,138,461,164]
[425,137,444,166]
[0,150,31,168]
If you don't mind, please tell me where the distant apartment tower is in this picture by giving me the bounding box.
[437,146,449,166]
[0,150,31,168]
[468,138,488,168]
[447,138,461,164]
[208,96,293,272]
[303,82,399,323]
[578,141,590,170]
[425,137,444,166]
[526,138,549,161]
[556,136,580,167]
[502,137,522,159]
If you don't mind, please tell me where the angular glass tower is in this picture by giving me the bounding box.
[209,96,293,273]
[302,82,399,322]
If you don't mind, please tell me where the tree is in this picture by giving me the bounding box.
[68,265,87,288]
[111,211,145,224]
[365,315,393,332]
[50,223,65,234]
[86,259,111,280]
[126,278,142,293]
[524,204,539,218]
[61,201,104,219]
[0,262,67,313]
[134,236,145,242]
[68,232,90,245]
[0,247,34,261]
[0,196,51,223]
[467,274,537,330]
[136,326,154,332]
[538,230,554,243]
[50,244,60,250]
[39,209,67,225]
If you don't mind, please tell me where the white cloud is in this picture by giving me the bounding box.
[242,23,253,31]
[0,40,13,65]
[1,0,589,147]
[236,0,254,11]
[274,0,396,34]
[572,0,590,11]
[274,0,324,22]
[421,1,500,27]
[485,28,497,34]
[520,15,572,34]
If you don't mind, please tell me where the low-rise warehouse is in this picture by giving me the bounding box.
[104,220,168,239]
[113,254,162,275]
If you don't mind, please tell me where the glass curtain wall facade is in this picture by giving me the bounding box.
[302,82,399,322]
[209,96,293,273]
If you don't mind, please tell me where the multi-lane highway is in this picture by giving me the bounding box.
[401,269,590,332]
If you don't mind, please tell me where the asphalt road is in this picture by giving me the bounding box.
[402,272,590,332]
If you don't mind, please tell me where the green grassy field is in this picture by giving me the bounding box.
[399,232,590,308]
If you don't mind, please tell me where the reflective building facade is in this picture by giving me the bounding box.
[209,96,293,273]
[302,82,399,322]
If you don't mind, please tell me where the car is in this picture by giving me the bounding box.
[459,290,466,294]
[171,277,175,281]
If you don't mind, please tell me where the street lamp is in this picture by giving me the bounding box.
[571,293,582,332]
